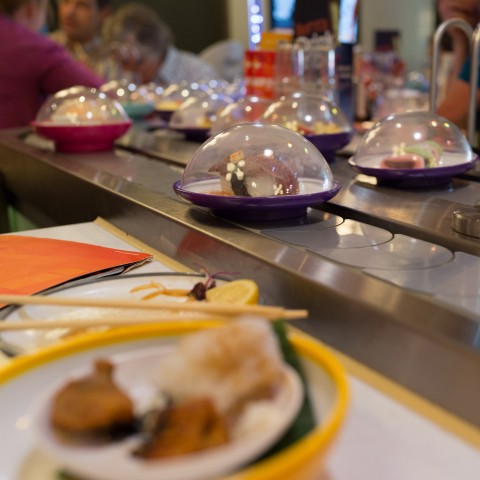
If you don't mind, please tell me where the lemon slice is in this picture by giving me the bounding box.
[205,279,259,305]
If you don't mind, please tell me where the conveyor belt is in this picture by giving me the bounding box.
[1,126,480,429]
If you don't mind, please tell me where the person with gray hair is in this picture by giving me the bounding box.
[0,0,102,128]
[102,2,218,85]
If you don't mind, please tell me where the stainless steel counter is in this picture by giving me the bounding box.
[1,125,480,429]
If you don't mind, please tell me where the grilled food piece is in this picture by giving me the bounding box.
[134,397,229,459]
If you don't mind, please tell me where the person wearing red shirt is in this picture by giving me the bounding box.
[0,0,103,129]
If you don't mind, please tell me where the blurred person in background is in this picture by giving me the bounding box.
[436,0,480,129]
[293,0,335,38]
[49,0,110,75]
[437,0,479,83]
[292,0,359,39]
[102,2,217,85]
[0,0,103,129]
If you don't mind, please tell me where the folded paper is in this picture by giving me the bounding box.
[0,235,152,299]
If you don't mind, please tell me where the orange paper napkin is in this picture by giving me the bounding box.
[0,235,152,297]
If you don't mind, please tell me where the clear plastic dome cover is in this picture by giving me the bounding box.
[210,96,272,135]
[142,82,165,103]
[355,111,475,169]
[208,78,246,101]
[180,123,334,197]
[169,94,232,130]
[100,80,155,118]
[261,91,351,135]
[100,79,152,106]
[155,81,212,112]
[373,88,429,121]
[203,78,230,94]
[36,86,129,125]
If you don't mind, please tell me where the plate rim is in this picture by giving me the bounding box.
[348,153,478,182]
[304,130,353,145]
[172,180,342,211]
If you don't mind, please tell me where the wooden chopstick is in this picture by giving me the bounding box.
[0,294,308,320]
[0,314,232,331]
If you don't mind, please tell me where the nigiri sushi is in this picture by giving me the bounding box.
[403,141,442,168]
[209,150,299,197]
[380,153,425,169]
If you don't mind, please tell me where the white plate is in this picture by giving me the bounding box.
[0,273,224,355]
[31,345,303,480]
[0,324,348,480]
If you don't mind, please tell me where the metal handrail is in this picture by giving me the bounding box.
[430,18,475,144]
[469,24,480,146]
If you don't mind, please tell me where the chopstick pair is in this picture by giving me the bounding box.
[0,293,308,331]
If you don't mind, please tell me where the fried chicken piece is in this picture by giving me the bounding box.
[134,398,229,459]
[50,359,135,443]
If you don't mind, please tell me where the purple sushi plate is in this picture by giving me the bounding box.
[170,127,211,143]
[304,131,353,162]
[173,180,341,221]
[155,109,175,122]
[348,153,478,188]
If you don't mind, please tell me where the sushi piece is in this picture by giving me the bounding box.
[380,153,425,169]
[403,141,442,168]
[381,141,443,169]
[209,150,299,197]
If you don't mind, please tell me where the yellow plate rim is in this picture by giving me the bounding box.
[0,321,349,479]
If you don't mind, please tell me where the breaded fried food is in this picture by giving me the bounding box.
[50,359,135,442]
[134,398,229,459]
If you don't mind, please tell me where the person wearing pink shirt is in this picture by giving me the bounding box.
[0,0,103,129]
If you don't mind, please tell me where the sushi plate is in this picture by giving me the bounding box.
[348,152,477,187]
[155,109,176,122]
[31,121,132,153]
[169,127,211,142]
[0,273,222,356]
[122,102,155,119]
[173,179,341,221]
[0,322,349,480]
[305,131,353,163]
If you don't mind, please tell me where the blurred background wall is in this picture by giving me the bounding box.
[358,0,436,71]
[110,0,228,53]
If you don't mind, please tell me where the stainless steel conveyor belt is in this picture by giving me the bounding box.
[1,125,480,429]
